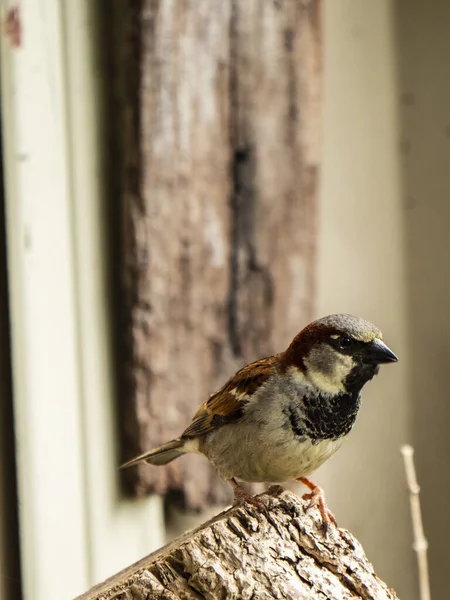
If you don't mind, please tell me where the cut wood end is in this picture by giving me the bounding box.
[76,486,399,600]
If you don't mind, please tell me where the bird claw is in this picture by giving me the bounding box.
[235,493,268,513]
[229,479,269,515]
[302,490,316,507]
[299,478,337,534]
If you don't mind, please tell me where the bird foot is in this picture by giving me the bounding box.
[228,479,268,513]
[298,477,337,534]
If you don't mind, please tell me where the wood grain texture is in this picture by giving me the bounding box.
[114,0,322,508]
[76,487,399,600]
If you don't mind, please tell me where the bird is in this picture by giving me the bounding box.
[121,313,398,531]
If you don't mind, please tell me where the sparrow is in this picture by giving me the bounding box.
[121,314,398,530]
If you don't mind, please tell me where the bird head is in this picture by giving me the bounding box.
[282,314,398,396]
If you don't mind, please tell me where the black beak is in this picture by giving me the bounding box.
[365,338,398,364]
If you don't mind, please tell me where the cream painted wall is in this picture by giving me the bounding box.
[316,2,415,599]
[318,2,450,598]
[395,1,450,598]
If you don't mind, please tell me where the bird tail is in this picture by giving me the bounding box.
[120,438,185,469]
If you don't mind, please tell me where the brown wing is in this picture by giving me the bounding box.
[181,354,280,439]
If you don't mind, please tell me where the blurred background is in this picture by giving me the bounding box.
[0,0,448,599]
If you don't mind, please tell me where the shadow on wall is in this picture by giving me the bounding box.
[394,1,450,598]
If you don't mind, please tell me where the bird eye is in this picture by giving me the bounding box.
[338,335,353,350]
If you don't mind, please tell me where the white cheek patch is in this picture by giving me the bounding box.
[287,364,344,397]
[303,353,354,395]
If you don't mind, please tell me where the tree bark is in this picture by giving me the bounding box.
[113,0,322,511]
[75,487,399,600]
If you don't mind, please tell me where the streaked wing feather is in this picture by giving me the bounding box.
[181,355,279,439]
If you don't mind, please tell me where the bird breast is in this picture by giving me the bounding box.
[202,419,343,482]
[200,372,346,482]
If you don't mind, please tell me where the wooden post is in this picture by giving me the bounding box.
[113,0,323,511]
[76,487,398,600]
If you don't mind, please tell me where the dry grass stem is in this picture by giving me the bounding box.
[401,444,431,600]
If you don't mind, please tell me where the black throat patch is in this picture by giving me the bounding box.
[297,390,362,441]
[285,362,379,442]
[344,362,379,393]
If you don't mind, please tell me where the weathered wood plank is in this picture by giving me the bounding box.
[115,0,322,508]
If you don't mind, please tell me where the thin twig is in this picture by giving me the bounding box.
[401,444,431,600]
